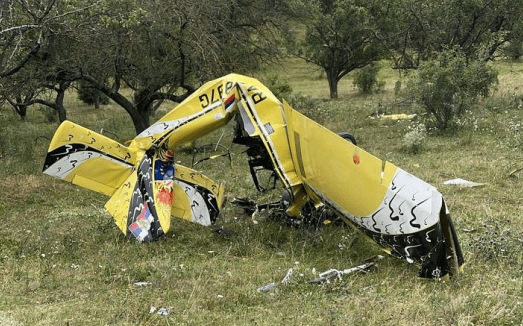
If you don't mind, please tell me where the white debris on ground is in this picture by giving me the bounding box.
[443,178,485,187]
[134,281,152,286]
[157,308,171,316]
[149,307,172,316]
[281,268,293,285]
[257,282,276,292]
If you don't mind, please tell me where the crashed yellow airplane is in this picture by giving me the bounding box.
[43,74,464,278]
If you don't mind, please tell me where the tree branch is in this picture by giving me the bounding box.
[0,42,40,77]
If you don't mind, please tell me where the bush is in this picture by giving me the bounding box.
[353,62,384,94]
[262,74,293,101]
[405,48,498,130]
[38,105,58,123]
[77,81,110,108]
[402,122,426,154]
[289,92,329,123]
[504,40,523,60]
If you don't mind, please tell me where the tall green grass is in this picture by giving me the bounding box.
[1,60,523,325]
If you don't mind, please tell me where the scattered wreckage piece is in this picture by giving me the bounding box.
[308,263,376,284]
[370,113,418,121]
[308,255,384,284]
[231,196,342,227]
[231,197,285,216]
[257,256,382,290]
[43,74,463,279]
[256,268,295,292]
[443,178,485,187]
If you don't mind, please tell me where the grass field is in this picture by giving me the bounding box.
[1,58,523,325]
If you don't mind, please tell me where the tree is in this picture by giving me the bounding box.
[0,0,46,78]
[0,0,102,120]
[389,0,523,65]
[288,0,383,99]
[406,48,498,130]
[77,81,110,109]
[65,0,288,133]
[1,0,288,133]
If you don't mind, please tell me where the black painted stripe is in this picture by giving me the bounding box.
[43,143,133,172]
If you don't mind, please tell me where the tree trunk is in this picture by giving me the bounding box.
[132,89,154,134]
[13,96,27,120]
[134,103,151,134]
[129,114,149,135]
[115,98,149,135]
[55,83,68,122]
[15,104,27,120]
[327,71,339,99]
[93,92,100,109]
[108,98,149,134]
[121,96,150,134]
[96,87,150,135]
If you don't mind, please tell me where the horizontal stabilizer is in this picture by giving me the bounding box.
[43,121,136,196]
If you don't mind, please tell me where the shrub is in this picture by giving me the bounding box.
[353,62,384,94]
[289,92,329,123]
[77,81,110,108]
[402,122,426,154]
[262,74,293,101]
[504,39,523,60]
[38,105,58,123]
[405,48,498,130]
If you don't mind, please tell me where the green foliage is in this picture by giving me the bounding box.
[405,49,498,130]
[77,82,109,107]
[0,0,290,134]
[504,40,523,60]
[288,92,329,123]
[262,74,293,101]
[385,0,522,64]
[38,106,58,123]
[353,63,384,94]
[291,0,384,98]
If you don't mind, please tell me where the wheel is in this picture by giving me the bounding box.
[338,132,357,145]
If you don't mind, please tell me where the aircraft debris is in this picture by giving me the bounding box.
[443,178,485,187]
[43,74,464,279]
[308,256,383,284]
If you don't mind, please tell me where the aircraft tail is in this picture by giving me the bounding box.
[44,121,225,242]
[43,120,136,196]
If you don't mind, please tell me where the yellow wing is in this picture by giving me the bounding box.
[282,101,462,277]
